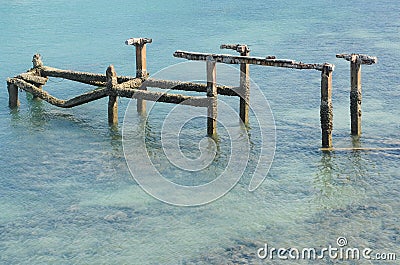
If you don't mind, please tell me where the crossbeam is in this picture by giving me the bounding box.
[220,44,250,54]
[174,50,334,71]
[40,66,135,86]
[144,78,239,96]
[8,76,209,109]
[336,53,377,65]
[16,72,48,86]
[7,78,108,108]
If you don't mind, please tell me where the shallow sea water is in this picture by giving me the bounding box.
[0,0,399,264]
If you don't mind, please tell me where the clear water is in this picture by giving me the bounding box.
[1,0,399,264]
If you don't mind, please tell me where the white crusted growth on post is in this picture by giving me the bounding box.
[125,37,152,112]
[336,53,377,65]
[125,38,152,46]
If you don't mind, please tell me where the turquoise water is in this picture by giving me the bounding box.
[1,0,399,264]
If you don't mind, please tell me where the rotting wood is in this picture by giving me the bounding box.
[206,57,217,136]
[144,78,239,96]
[7,78,108,108]
[320,64,333,148]
[125,38,152,113]
[40,66,134,86]
[336,53,377,65]
[174,50,334,71]
[220,44,250,54]
[32,54,43,68]
[115,88,209,107]
[106,65,118,124]
[7,80,20,108]
[350,59,362,136]
[31,54,45,99]
[221,44,251,123]
[16,72,48,86]
[336,53,377,136]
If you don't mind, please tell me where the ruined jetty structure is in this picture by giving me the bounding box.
[6,37,377,148]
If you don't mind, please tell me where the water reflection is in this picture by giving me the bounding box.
[314,148,372,210]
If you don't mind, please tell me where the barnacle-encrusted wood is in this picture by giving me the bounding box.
[220,44,251,123]
[320,64,333,148]
[336,53,377,136]
[336,53,377,65]
[7,39,341,147]
[174,50,335,71]
[220,44,250,54]
[125,37,153,112]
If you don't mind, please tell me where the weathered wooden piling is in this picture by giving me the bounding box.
[221,44,250,124]
[32,54,44,99]
[106,65,118,125]
[336,53,377,136]
[206,57,217,136]
[7,81,19,108]
[320,64,334,148]
[125,38,152,113]
[350,57,362,136]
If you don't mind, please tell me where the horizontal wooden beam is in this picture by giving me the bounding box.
[174,50,334,71]
[220,44,250,54]
[16,72,48,86]
[144,78,239,96]
[336,53,377,65]
[7,78,108,108]
[40,66,134,86]
[113,85,209,107]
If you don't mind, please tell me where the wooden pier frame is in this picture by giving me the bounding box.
[174,50,335,147]
[126,38,152,113]
[336,53,377,136]
[7,39,344,148]
[221,44,250,124]
[6,46,215,135]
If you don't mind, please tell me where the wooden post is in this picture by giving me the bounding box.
[125,38,152,113]
[7,80,20,108]
[320,64,334,148]
[336,53,377,137]
[220,44,251,123]
[106,65,118,125]
[350,55,362,136]
[239,47,250,124]
[206,57,217,136]
[32,54,43,100]
[135,44,147,113]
